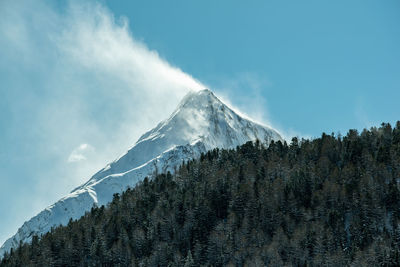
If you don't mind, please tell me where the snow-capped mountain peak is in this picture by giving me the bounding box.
[1,89,282,257]
[87,89,280,185]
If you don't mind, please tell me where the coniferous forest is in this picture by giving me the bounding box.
[1,122,400,266]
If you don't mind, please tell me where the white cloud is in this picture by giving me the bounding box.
[57,2,204,96]
[68,143,95,162]
[0,0,206,186]
[0,0,206,245]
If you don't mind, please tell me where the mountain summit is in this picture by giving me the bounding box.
[0,89,282,256]
[88,89,280,182]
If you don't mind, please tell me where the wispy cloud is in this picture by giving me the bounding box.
[68,143,95,163]
[354,96,375,130]
[0,0,205,184]
[0,0,205,245]
[214,72,273,125]
[211,72,311,141]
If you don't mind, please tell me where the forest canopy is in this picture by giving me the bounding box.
[1,122,400,266]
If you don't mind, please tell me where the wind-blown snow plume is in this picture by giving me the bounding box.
[0,0,204,246]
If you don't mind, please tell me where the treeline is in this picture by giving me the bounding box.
[1,122,400,266]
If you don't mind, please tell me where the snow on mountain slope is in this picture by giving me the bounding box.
[0,89,283,256]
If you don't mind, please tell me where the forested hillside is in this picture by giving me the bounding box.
[2,122,400,266]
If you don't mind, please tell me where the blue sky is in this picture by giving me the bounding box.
[107,0,400,135]
[0,0,399,246]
